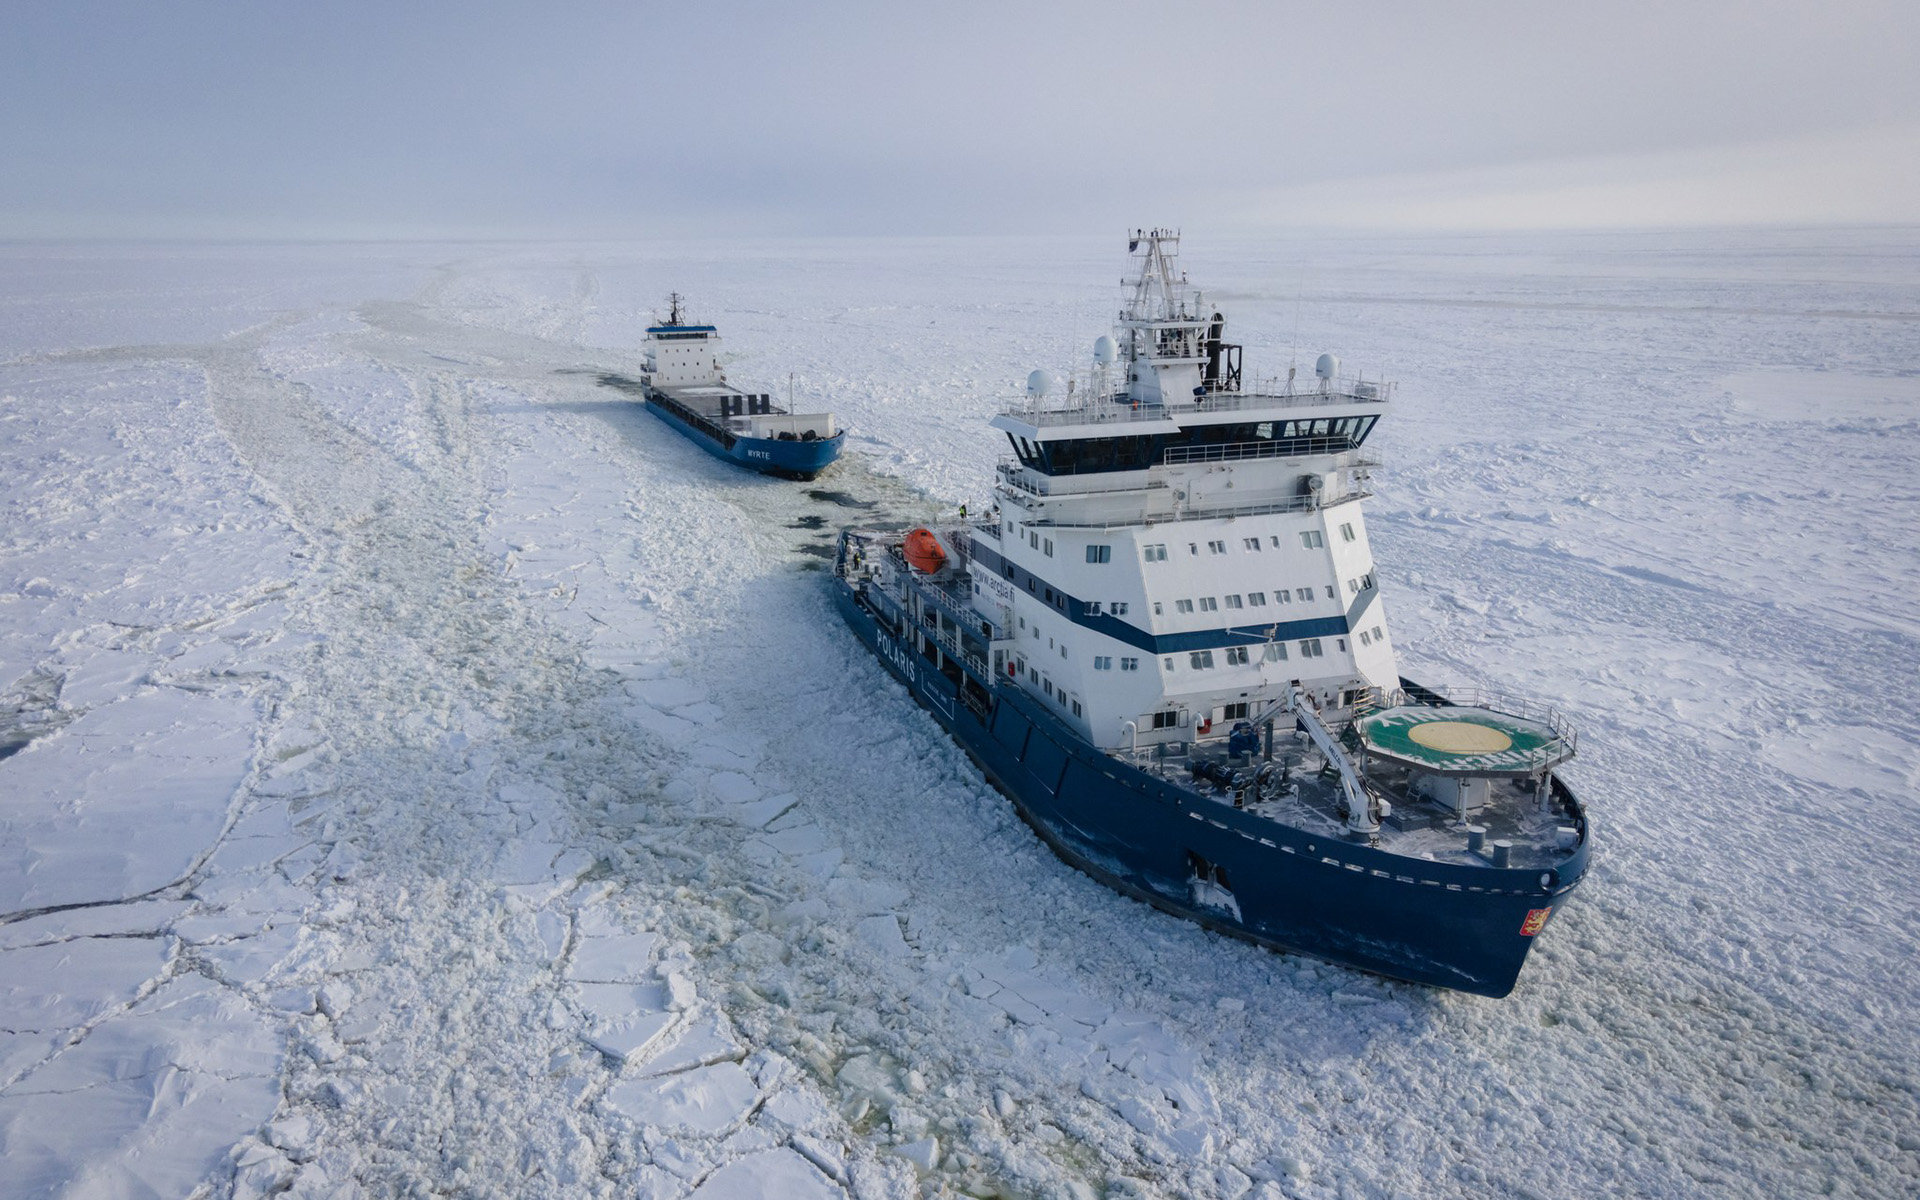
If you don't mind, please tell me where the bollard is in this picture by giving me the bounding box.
[1491,839,1512,868]
[1466,825,1486,854]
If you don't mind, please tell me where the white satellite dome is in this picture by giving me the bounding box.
[1026,369,1053,399]
[1092,335,1116,365]
[1315,353,1339,381]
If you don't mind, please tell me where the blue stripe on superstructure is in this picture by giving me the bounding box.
[969,541,1350,655]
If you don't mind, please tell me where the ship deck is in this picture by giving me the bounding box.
[1124,725,1579,871]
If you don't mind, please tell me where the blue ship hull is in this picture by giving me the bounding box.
[645,388,844,480]
[833,579,1590,998]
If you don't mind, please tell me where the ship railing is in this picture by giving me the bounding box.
[1161,439,1382,467]
[911,569,1004,645]
[999,379,1390,428]
[1014,487,1371,529]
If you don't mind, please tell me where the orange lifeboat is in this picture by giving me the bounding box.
[902,527,948,574]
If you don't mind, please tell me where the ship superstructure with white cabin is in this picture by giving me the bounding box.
[831,231,1591,997]
[639,294,845,479]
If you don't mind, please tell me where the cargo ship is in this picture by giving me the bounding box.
[640,294,844,479]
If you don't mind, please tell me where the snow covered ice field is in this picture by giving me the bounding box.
[1,229,1916,1199]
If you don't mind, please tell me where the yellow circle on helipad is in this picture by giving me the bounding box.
[1407,721,1513,754]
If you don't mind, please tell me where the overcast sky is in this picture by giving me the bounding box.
[4,0,1917,238]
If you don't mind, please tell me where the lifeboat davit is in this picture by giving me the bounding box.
[902,527,948,574]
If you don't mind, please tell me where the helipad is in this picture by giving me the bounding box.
[1356,704,1571,775]
[1408,720,1513,754]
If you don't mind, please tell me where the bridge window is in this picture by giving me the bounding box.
[1086,544,1111,564]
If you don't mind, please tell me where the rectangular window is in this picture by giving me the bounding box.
[1031,531,1039,549]
[1337,638,1347,652]
[1143,543,1168,562]
[1152,601,1163,616]
[1348,577,1360,594]
[1299,638,1324,658]
[1044,679,1054,696]
[1223,702,1250,720]
[1340,523,1356,543]
[1225,646,1249,666]
[1263,643,1288,661]
[1360,572,1374,590]
[1276,589,1291,603]
[1325,586,1336,600]
[1270,536,1282,548]
[1087,600,1102,615]
[1299,582,1316,598]
[1189,650,1216,670]
[1086,544,1111,564]
[1247,592,1266,606]
[1243,538,1262,552]
[1121,657,1139,671]
[1300,530,1324,549]
[1207,540,1227,555]
[1188,542,1199,556]
[1175,599,1195,614]
[1071,699,1082,717]
[1112,602,1129,615]
[1151,710,1179,729]
[1198,597,1218,612]
[1225,594,1244,609]
[1371,625,1384,640]
[1359,630,1372,646]
[1044,538,1054,557]
[1094,656,1112,670]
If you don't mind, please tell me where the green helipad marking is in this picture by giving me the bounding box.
[1358,706,1558,773]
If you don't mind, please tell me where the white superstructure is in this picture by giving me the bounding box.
[973,230,1398,752]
